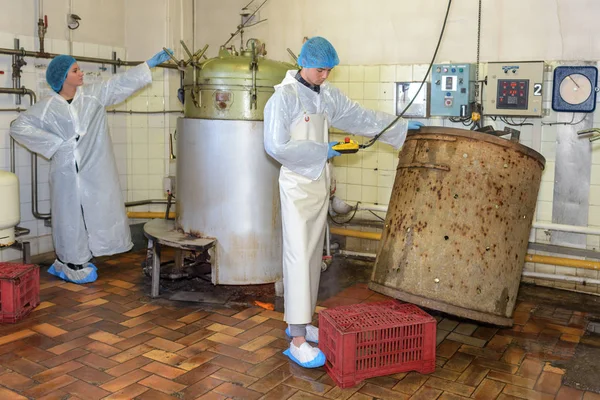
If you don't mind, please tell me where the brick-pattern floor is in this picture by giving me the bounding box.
[0,250,599,399]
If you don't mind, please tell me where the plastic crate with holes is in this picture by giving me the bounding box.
[0,262,40,323]
[318,300,436,388]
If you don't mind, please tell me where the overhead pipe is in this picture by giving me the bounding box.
[0,47,178,69]
[0,108,27,113]
[108,110,182,114]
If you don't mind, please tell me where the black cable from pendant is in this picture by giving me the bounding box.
[360,0,453,149]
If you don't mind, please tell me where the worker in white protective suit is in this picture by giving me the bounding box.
[264,36,424,368]
[10,49,172,284]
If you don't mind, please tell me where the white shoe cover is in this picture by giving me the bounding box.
[48,259,98,284]
[305,324,319,343]
[283,342,326,368]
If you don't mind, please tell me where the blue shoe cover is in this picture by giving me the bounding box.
[283,344,326,368]
[48,260,98,284]
[285,324,319,344]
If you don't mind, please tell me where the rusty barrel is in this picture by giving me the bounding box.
[369,127,545,326]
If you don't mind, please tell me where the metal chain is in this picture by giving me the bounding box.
[475,0,482,101]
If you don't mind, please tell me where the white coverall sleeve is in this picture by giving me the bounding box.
[327,86,408,149]
[264,91,328,180]
[89,62,153,107]
[10,105,64,159]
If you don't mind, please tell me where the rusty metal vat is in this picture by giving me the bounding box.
[369,127,545,326]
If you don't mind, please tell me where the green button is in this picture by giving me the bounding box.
[459,68,463,73]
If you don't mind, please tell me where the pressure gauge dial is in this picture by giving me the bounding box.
[552,66,599,112]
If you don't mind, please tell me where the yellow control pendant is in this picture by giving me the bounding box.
[332,137,360,154]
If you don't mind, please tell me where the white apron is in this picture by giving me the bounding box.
[279,113,330,324]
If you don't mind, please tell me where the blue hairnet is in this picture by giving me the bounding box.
[46,55,77,92]
[297,37,339,69]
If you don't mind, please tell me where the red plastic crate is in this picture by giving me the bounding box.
[0,263,40,323]
[319,300,436,388]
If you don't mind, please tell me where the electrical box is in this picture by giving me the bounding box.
[484,61,544,117]
[394,82,429,118]
[430,63,475,117]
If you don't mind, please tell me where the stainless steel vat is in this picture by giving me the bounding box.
[176,118,282,284]
[176,43,293,284]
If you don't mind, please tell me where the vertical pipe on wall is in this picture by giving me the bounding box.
[68,0,74,55]
[192,0,196,51]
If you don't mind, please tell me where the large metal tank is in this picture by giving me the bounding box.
[176,43,294,285]
[370,127,545,326]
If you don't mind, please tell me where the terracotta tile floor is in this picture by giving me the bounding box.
[0,250,599,399]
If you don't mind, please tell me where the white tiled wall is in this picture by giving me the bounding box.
[0,32,177,262]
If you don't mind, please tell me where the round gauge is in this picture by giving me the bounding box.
[552,66,599,112]
[559,73,592,105]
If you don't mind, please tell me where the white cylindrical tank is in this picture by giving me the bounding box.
[0,171,20,246]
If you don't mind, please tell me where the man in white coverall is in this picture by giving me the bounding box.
[10,49,172,284]
[263,36,423,368]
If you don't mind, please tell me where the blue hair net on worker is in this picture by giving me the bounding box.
[297,37,339,69]
[46,55,77,92]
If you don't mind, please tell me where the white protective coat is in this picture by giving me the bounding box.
[264,70,409,325]
[10,63,153,264]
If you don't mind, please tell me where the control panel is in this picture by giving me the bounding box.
[430,63,475,117]
[484,61,544,117]
[394,82,429,117]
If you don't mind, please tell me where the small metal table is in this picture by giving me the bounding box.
[143,219,216,298]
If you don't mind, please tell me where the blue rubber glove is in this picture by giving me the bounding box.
[408,121,424,130]
[147,49,172,68]
[328,141,341,159]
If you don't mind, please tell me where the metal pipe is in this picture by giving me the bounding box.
[339,249,376,259]
[31,153,50,219]
[0,108,26,112]
[12,38,22,105]
[331,196,600,236]
[331,226,600,271]
[125,199,169,207]
[522,271,600,286]
[335,250,600,290]
[0,47,178,69]
[10,137,15,173]
[3,87,50,220]
[127,211,175,219]
[532,222,600,236]
[0,87,37,103]
[525,254,600,271]
[107,110,182,114]
[14,226,31,237]
[330,227,381,241]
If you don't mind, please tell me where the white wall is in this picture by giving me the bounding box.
[196,0,600,64]
[0,0,126,49]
